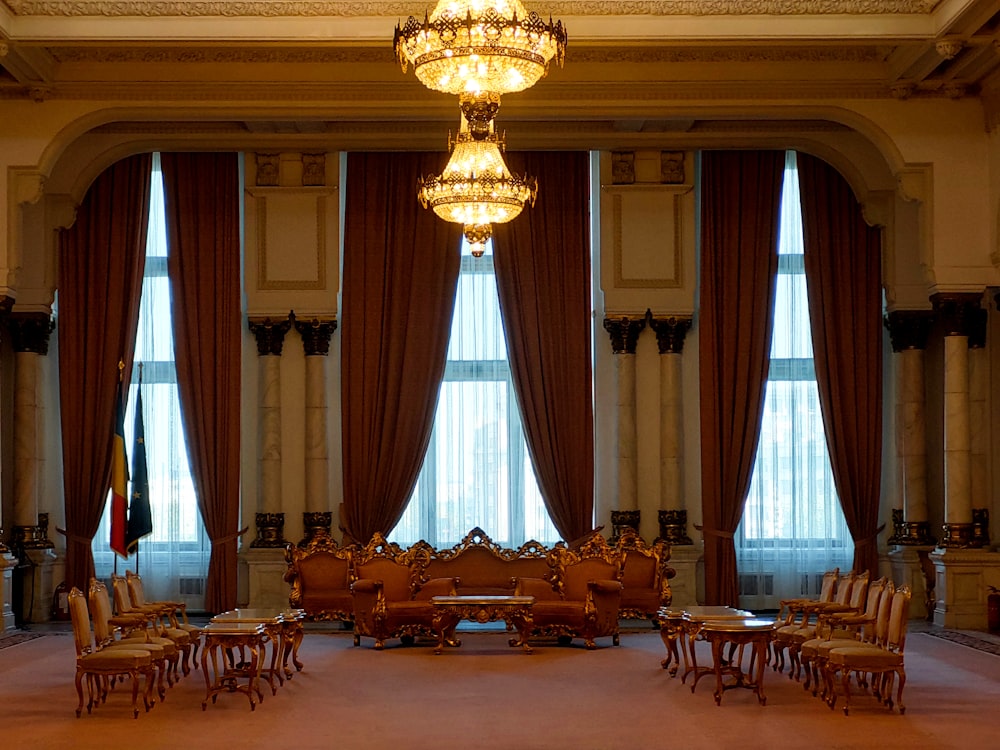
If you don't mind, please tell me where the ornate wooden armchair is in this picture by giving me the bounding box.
[284,535,356,623]
[517,534,623,649]
[350,533,457,650]
[614,528,675,621]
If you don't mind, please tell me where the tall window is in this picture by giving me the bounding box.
[736,151,853,610]
[390,239,559,548]
[92,154,211,608]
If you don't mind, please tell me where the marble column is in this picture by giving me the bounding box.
[648,314,693,546]
[931,293,982,547]
[602,315,646,530]
[968,308,989,547]
[7,312,57,624]
[247,315,292,548]
[294,315,338,544]
[884,310,934,545]
[0,297,16,631]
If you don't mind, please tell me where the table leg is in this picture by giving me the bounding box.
[659,621,681,676]
[432,612,462,654]
[506,612,534,654]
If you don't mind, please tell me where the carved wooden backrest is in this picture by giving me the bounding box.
[354,532,417,600]
[418,527,551,589]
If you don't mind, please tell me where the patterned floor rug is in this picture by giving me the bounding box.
[923,628,1000,656]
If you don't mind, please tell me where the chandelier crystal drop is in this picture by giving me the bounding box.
[418,113,537,257]
[394,0,567,99]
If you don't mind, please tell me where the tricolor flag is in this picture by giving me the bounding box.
[109,389,130,558]
[125,384,153,554]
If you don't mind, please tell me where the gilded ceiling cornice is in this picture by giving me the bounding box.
[47,44,885,64]
[2,1,940,18]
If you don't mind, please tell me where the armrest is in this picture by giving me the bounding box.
[351,578,382,595]
[585,579,623,615]
[515,576,559,600]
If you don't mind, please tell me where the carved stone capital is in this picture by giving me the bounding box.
[647,313,692,354]
[250,512,287,548]
[611,151,635,184]
[7,312,55,354]
[248,314,293,355]
[292,313,337,356]
[883,309,933,352]
[610,509,641,545]
[300,511,334,547]
[658,509,693,546]
[930,292,982,338]
[603,315,646,354]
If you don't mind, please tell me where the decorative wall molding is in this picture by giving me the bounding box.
[2,2,939,19]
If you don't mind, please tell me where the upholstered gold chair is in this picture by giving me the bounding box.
[110,574,193,674]
[787,570,870,680]
[614,528,674,622]
[68,586,155,718]
[285,536,355,623]
[771,568,841,672]
[89,578,179,696]
[799,576,889,695]
[351,532,458,650]
[125,570,203,668]
[825,584,911,715]
[516,534,623,649]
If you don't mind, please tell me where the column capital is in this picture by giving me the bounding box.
[7,312,55,354]
[292,313,338,356]
[647,313,692,354]
[248,314,293,356]
[930,292,982,337]
[883,309,933,352]
[603,315,646,354]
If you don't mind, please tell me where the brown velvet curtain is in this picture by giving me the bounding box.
[797,153,884,576]
[160,153,242,614]
[492,151,594,543]
[699,150,784,606]
[58,153,152,593]
[340,152,463,544]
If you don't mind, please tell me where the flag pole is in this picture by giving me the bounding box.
[112,360,125,578]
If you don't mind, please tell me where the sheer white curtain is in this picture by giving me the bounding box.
[390,239,560,549]
[91,155,211,609]
[736,151,853,610]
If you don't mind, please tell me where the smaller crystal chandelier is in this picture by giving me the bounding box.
[394,0,567,102]
[419,113,537,257]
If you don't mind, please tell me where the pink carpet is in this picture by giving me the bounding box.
[1,628,997,749]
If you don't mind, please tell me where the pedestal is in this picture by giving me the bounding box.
[1,552,17,633]
[242,548,291,611]
[928,547,1000,629]
[667,545,702,609]
[888,546,936,620]
[18,548,57,625]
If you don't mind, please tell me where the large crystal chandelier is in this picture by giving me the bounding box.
[418,112,537,257]
[396,1,561,248]
[394,0,567,101]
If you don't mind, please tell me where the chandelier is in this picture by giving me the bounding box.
[418,112,537,257]
[394,1,568,101]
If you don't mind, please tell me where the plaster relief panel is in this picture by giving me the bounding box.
[245,151,340,318]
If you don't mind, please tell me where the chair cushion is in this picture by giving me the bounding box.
[828,646,903,668]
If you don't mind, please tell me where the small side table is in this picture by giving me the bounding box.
[700,618,776,706]
[201,622,268,711]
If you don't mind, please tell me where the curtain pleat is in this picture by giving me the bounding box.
[340,152,463,544]
[797,153,884,577]
[492,151,594,543]
[160,152,242,614]
[699,150,784,606]
[58,153,152,593]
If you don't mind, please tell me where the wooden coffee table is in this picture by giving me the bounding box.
[430,595,535,654]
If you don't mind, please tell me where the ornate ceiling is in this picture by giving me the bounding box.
[2,1,1000,143]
